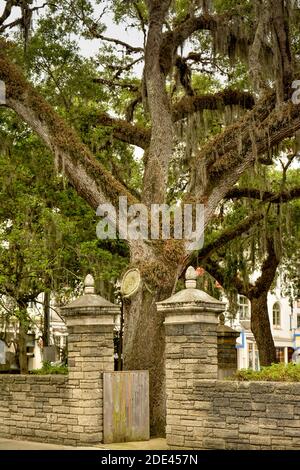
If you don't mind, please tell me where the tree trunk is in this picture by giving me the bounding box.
[18,320,28,374]
[123,278,175,437]
[43,290,50,347]
[123,241,180,436]
[16,300,30,374]
[250,292,277,366]
[248,237,280,366]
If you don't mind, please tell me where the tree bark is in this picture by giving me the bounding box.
[270,0,293,102]
[43,290,50,347]
[123,257,177,436]
[247,237,280,366]
[131,0,176,434]
[142,0,173,204]
[122,237,183,436]
[202,236,279,367]
[17,300,29,374]
[18,321,28,374]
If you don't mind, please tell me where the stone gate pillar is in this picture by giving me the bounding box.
[217,313,240,379]
[61,274,120,444]
[156,266,225,447]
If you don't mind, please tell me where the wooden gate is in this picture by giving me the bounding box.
[103,371,150,444]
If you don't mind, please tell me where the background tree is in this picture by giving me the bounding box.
[0,111,128,372]
[192,161,300,366]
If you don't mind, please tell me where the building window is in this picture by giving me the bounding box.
[297,315,300,329]
[238,295,250,320]
[272,302,281,328]
[276,347,285,363]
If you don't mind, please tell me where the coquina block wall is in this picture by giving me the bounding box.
[157,267,300,450]
[0,375,74,444]
[0,275,119,446]
[165,379,300,450]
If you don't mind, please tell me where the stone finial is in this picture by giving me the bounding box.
[219,313,225,325]
[84,274,95,294]
[185,266,197,289]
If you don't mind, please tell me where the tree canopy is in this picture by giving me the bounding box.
[0,0,300,434]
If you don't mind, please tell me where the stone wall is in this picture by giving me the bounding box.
[166,379,300,450]
[162,267,300,451]
[0,374,104,446]
[0,274,117,447]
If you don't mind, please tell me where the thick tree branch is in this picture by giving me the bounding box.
[87,88,255,149]
[248,236,280,299]
[201,257,248,297]
[92,77,139,92]
[142,0,173,204]
[225,186,300,203]
[91,33,144,54]
[160,13,221,75]
[0,45,137,214]
[89,112,151,149]
[188,91,300,227]
[0,1,14,27]
[270,0,293,102]
[0,1,48,33]
[181,205,265,277]
[172,89,255,122]
[195,211,264,264]
[159,10,274,80]
[87,88,254,149]
[162,13,220,57]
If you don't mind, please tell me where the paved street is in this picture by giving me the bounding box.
[0,437,168,451]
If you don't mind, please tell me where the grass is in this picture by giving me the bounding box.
[229,362,300,382]
[29,361,68,375]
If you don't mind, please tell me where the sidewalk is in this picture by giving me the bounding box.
[0,437,168,451]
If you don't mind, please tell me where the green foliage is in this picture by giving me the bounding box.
[201,158,300,306]
[30,361,68,375]
[214,0,252,15]
[0,110,129,334]
[229,363,300,382]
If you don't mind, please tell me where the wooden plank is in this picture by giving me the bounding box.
[103,371,149,444]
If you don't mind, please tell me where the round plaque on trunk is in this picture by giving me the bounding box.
[120,268,141,298]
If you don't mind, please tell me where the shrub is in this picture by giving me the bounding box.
[229,362,300,382]
[30,361,68,375]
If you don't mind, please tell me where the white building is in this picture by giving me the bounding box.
[227,274,300,370]
[0,292,67,372]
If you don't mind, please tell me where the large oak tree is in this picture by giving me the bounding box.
[1,0,300,434]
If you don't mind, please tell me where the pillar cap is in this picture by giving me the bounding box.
[157,266,225,313]
[84,274,95,294]
[157,266,225,325]
[217,313,240,337]
[185,266,197,288]
[61,274,120,316]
